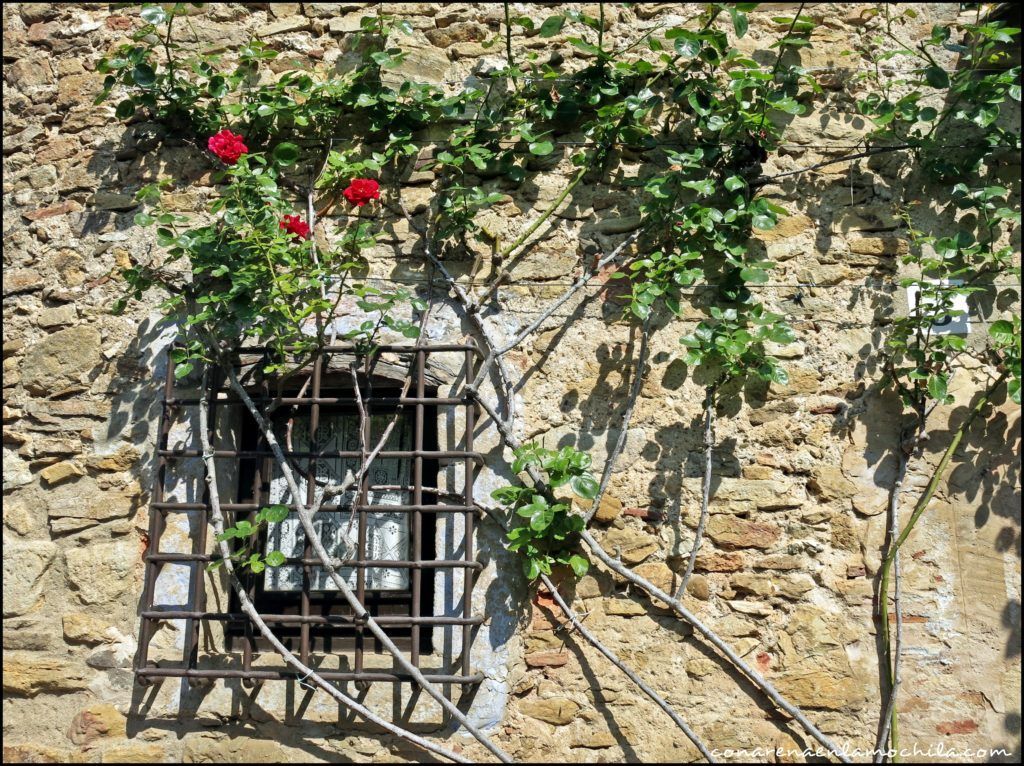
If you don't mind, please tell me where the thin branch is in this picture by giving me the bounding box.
[674,383,716,600]
[196,368,469,765]
[584,313,652,523]
[752,145,912,187]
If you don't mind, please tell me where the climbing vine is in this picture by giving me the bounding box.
[97,3,1020,763]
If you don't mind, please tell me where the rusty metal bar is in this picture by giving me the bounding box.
[411,349,426,666]
[137,667,483,684]
[142,611,483,626]
[147,553,481,568]
[135,361,174,679]
[462,346,476,678]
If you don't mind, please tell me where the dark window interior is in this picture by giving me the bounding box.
[226,386,438,656]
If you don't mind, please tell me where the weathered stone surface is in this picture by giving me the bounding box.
[64,539,140,605]
[602,527,658,564]
[707,516,781,550]
[62,613,114,645]
[577,493,623,523]
[3,540,58,616]
[182,738,294,763]
[525,651,569,668]
[2,744,76,763]
[20,326,101,395]
[3,654,91,696]
[67,704,126,745]
[100,744,168,763]
[40,460,85,486]
[808,466,857,502]
[520,697,580,725]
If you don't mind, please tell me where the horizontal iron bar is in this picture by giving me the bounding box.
[165,396,472,406]
[213,342,481,354]
[158,449,484,462]
[141,611,482,626]
[145,553,482,569]
[136,667,483,684]
[151,502,480,514]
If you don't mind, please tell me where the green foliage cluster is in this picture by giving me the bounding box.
[208,504,290,574]
[491,444,598,580]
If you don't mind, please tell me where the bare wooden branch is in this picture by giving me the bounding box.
[197,369,470,765]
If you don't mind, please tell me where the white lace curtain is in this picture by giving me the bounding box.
[263,413,411,592]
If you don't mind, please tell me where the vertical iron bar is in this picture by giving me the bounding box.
[186,365,216,681]
[301,356,322,664]
[462,348,476,679]
[411,350,425,666]
[136,353,175,676]
[355,354,369,677]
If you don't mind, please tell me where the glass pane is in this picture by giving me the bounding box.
[263,412,412,592]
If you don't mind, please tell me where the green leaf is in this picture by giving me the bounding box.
[524,558,541,580]
[272,142,300,167]
[568,554,590,578]
[132,63,156,87]
[528,140,554,156]
[927,374,947,401]
[731,8,749,38]
[140,5,168,25]
[264,550,287,567]
[724,175,745,192]
[570,474,599,500]
[115,99,136,120]
[924,66,950,89]
[989,319,1014,346]
[263,504,289,523]
[538,15,565,37]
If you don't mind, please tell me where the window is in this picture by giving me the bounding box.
[136,342,483,692]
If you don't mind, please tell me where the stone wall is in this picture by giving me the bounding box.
[3,2,1021,763]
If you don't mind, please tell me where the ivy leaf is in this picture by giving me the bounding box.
[989,319,1014,346]
[670,30,701,58]
[570,474,599,500]
[523,558,541,580]
[272,142,300,167]
[140,5,167,25]
[724,175,745,192]
[731,8,749,39]
[263,504,289,523]
[115,99,136,120]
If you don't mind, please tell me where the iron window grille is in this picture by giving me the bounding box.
[135,342,484,691]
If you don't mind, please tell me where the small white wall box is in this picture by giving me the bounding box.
[905,279,971,335]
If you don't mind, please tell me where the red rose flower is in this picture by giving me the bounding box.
[342,178,380,207]
[279,214,311,240]
[207,129,249,165]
